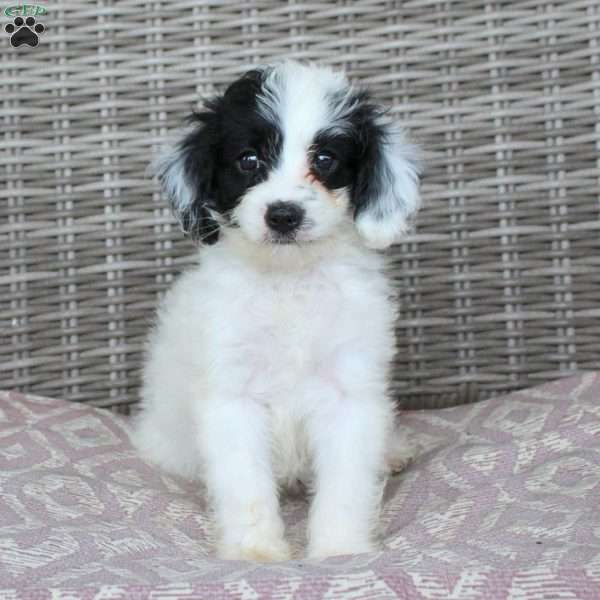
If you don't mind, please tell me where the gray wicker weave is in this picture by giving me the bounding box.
[1,1,599,412]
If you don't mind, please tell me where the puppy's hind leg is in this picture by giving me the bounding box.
[132,411,201,480]
[385,425,422,475]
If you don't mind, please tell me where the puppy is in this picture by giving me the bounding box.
[133,61,421,561]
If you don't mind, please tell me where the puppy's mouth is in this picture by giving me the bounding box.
[265,220,317,245]
[267,233,300,245]
[266,229,320,246]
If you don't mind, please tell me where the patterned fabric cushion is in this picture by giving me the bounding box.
[1,373,599,598]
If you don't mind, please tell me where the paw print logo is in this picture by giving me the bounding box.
[4,16,45,48]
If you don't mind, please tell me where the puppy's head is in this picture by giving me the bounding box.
[156,61,421,249]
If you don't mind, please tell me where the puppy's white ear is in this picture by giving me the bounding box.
[153,111,220,244]
[353,124,422,249]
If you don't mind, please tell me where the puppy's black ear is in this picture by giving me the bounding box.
[351,105,422,249]
[154,109,221,244]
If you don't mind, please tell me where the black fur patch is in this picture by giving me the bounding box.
[311,90,389,219]
[162,68,282,244]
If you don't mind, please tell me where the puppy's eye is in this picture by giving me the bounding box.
[313,151,337,173]
[237,151,259,172]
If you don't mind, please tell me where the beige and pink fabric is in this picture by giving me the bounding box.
[1,372,599,598]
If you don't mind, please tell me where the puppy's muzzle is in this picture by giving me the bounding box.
[265,202,305,235]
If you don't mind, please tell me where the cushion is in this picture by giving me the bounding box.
[1,373,599,598]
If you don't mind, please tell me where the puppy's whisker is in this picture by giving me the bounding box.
[218,208,237,220]
[195,226,222,243]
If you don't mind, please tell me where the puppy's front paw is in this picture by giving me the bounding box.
[218,524,291,562]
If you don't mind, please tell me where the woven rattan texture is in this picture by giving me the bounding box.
[2,1,599,411]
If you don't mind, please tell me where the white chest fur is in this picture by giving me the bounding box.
[138,236,396,482]
[187,238,395,404]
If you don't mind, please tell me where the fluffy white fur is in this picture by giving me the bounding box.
[132,61,421,562]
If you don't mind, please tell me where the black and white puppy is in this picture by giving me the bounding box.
[133,61,421,561]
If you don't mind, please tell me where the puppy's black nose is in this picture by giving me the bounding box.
[265,202,304,234]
